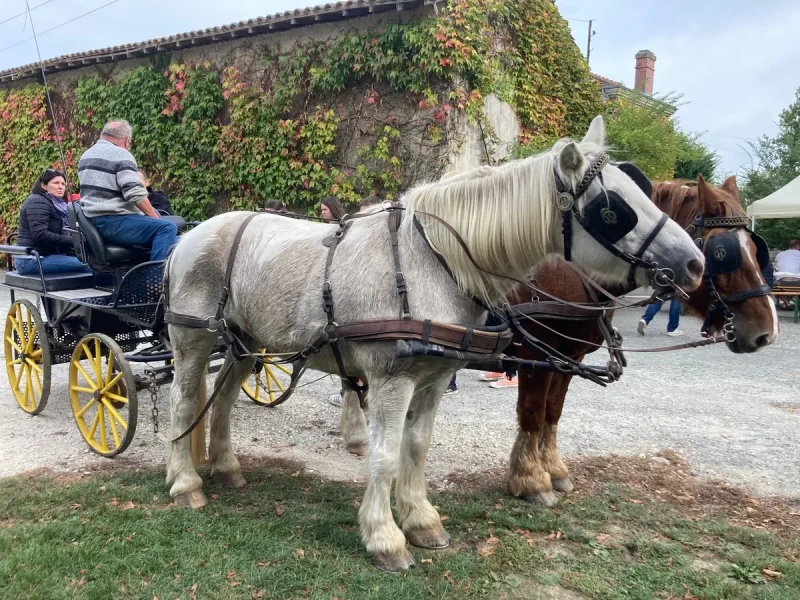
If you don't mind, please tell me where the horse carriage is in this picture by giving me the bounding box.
[0,203,291,457]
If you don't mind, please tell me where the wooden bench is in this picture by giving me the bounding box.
[772,278,800,323]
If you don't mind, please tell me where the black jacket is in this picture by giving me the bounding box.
[16,192,74,256]
[148,187,172,215]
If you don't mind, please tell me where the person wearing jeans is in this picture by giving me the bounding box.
[91,214,177,262]
[77,119,178,262]
[638,299,682,337]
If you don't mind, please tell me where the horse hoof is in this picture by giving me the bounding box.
[173,489,208,509]
[406,526,451,549]
[347,443,367,457]
[552,477,574,493]
[212,471,247,489]
[373,549,416,572]
[522,490,559,507]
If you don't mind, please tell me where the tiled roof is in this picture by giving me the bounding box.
[0,0,428,83]
[593,73,621,88]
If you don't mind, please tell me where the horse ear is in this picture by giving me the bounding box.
[696,174,719,214]
[581,115,606,147]
[720,175,739,198]
[558,142,585,175]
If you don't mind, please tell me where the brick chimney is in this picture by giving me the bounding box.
[634,49,656,95]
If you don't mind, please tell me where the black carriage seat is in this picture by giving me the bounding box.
[3,270,94,292]
[68,202,150,269]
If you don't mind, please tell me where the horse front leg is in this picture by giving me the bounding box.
[167,327,217,508]
[208,349,257,489]
[540,373,574,493]
[507,371,558,506]
[396,374,451,550]
[340,388,368,456]
[358,375,415,572]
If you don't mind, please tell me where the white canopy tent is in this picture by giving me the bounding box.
[746,174,800,221]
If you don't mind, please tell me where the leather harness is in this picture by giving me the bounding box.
[163,204,513,440]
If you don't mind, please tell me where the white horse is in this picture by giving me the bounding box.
[165,116,704,571]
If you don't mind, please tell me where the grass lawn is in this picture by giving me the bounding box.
[1,453,798,599]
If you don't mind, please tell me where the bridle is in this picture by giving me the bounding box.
[553,152,682,298]
[686,214,772,342]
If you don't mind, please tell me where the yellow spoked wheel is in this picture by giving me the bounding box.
[69,333,138,457]
[4,299,51,415]
[241,351,293,407]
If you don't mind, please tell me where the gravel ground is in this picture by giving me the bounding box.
[1,287,798,499]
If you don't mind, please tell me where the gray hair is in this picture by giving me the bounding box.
[101,119,133,140]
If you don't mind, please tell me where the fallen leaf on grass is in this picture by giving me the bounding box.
[274,505,285,516]
[69,503,81,510]
[252,590,265,599]
[420,558,433,564]
[292,549,305,559]
[109,498,119,506]
[440,515,449,522]
[630,499,643,504]
[210,494,218,500]
[121,501,135,511]
[257,561,275,567]
[352,499,360,507]
[762,567,784,579]
[189,583,197,600]
[477,532,501,557]
[596,533,611,544]
[545,530,562,540]
[443,570,455,584]
[512,528,535,547]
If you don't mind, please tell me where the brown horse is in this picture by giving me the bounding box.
[506,175,779,505]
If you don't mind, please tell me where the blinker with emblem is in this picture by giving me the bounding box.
[600,208,618,225]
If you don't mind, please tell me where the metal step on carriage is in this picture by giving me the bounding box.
[0,203,292,458]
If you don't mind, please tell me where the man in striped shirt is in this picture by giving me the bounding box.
[77,120,178,261]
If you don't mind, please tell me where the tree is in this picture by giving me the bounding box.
[603,92,682,181]
[674,132,720,182]
[742,87,800,249]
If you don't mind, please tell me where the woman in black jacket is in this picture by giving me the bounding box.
[14,169,90,275]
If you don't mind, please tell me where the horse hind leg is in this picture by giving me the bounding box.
[396,375,451,550]
[208,345,257,489]
[167,327,218,508]
[340,387,368,456]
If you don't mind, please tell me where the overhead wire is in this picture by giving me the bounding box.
[0,0,125,56]
[0,0,58,27]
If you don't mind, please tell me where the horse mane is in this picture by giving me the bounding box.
[650,179,744,228]
[402,138,607,305]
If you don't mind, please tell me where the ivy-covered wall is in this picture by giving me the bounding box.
[0,0,601,236]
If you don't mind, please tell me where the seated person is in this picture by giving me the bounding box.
[77,120,178,262]
[774,239,800,280]
[138,168,173,215]
[14,169,91,276]
[264,199,285,211]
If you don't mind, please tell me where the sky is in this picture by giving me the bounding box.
[1,0,799,178]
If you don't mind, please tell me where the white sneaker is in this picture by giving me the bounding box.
[328,393,343,407]
[637,319,647,335]
[667,329,683,337]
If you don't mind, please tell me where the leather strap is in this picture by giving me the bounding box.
[388,209,411,318]
[165,213,259,330]
[335,318,513,354]
[627,212,669,287]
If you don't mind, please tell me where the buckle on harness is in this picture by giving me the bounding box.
[206,317,227,332]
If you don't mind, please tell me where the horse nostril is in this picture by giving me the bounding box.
[686,259,704,283]
[756,333,770,348]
